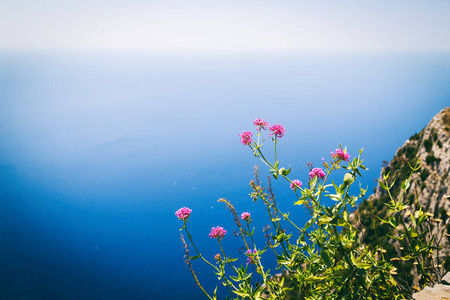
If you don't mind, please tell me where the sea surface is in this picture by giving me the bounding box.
[0,51,449,299]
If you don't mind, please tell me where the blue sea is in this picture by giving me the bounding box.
[0,51,449,299]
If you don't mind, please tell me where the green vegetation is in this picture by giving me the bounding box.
[426,154,441,165]
[410,132,421,141]
[420,168,430,181]
[396,145,419,161]
[424,138,433,152]
[433,132,438,141]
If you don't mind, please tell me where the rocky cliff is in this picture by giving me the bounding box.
[374,107,450,218]
[352,107,450,292]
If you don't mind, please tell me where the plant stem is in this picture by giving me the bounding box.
[184,224,219,272]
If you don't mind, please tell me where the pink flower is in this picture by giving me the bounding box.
[209,226,227,239]
[253,118,269,131]
[268,124,285,138]
[331,149,350,162]
[245,249,257,265]
[290,179,303,191]
[214,253,221,261]
[309,168,325,179]
[239,131,253,145]
[241,212,251,221]
[175,207,192,221]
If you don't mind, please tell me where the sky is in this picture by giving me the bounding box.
[1,0,450,53]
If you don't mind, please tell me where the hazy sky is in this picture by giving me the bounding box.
[1,0,450,52]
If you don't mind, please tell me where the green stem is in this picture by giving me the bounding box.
[262,195,290,258]
[274,136,278,163]
[218,239,238,275]
[271,202,302,232]
[184,224,219,272]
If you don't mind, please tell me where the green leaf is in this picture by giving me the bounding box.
[320,250,332,267]
[327,194,342,201]
[410,214,416,227]
[233,290,251,297]
[389,179,397,189]
[357,262,372,269]
[337,217,348,227]
[378,180,388,190]
[388,216,397,228]
[294,200,308,205]
[306,275,327,283]
[242,273,252,281]
[305,218,315,230]
[343,173,355,187]
[310,176,318,189]
[332,180,342,193]
[350,253,358,266]
[401,179,410,191]
[189,255,201,260]
[387,234,404,241]
[333,268,352,279]
[318,215,333,225]
[279,166,291,176]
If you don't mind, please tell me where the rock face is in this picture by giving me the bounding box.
[373,107,450,254]
[375,107,450,220]
[413,271,450,300]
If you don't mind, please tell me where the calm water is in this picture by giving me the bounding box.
[0,51,449,299]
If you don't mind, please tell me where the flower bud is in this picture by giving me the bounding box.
[343,173,355,187]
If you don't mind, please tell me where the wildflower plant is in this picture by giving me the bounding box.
[176,118,440,300]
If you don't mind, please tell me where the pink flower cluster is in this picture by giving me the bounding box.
[175,207,192,221]
[290,179,303,191]
[241,212,251,221]
[309,168,326,179]
[209,226,227,239]
[245,249,257,265]
[239,131,253,146]
[253,118,269,131]
[269,124,286,138]
[240,119,286,145]
[331,149,350,162]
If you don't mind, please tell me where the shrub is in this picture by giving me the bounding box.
[396,145,419,163]
[410,133,421,141]
[424,139,433,152]
[420,168,430,182]
[426,154,440,165]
